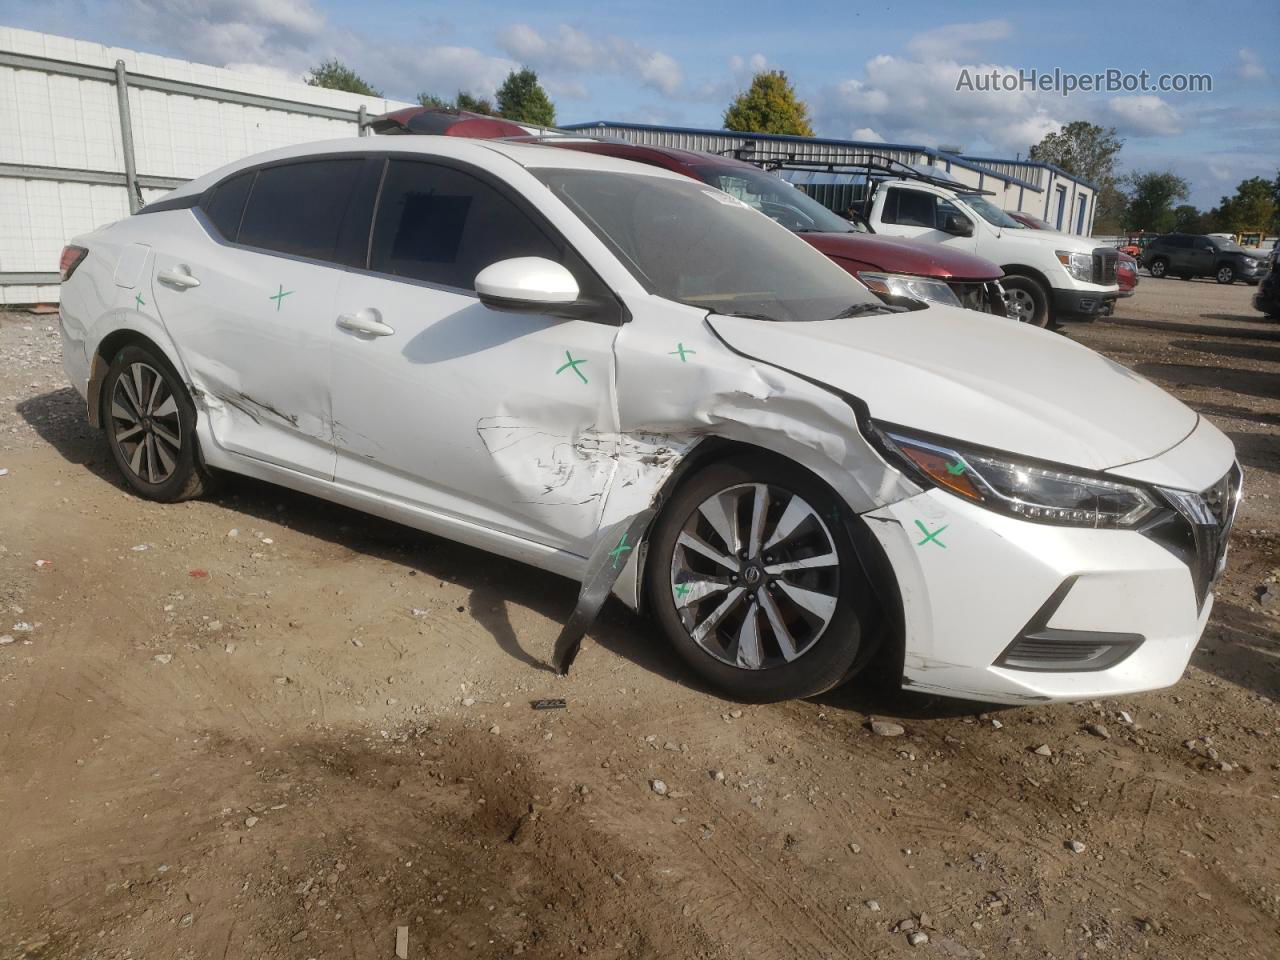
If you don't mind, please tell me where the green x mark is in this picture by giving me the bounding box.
[914,519,948,549]
[675,582,691,598]
[669,342,696,363]
[945,460,967,476]
[134,291,145,309]
[555,350,589,384]
[608,533,633,569]
[269,284,293,311]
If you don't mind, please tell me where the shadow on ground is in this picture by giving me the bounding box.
[17,389,948,718]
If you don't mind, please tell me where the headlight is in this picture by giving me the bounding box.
[857,272,962,308]
[1056,250,1093,283]
[873,425,1160,529]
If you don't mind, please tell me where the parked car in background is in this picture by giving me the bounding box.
[1141,234,1266,284]
[1006,211,1056,231]
[59,136,1240,705]
[1254,260,1279,318]
[1116,252,1139,298]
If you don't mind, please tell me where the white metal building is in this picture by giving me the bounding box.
[562,121,1099,238]
[0,27,414,304]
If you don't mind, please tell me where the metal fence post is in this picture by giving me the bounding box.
[357,104,367,136]
[114,59,141,213]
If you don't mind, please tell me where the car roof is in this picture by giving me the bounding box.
[161,136,690,203]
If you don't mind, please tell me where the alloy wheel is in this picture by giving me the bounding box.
[1004,288,1036,323]
[670,482,840,670]
[110,362,183,484]
[1217,266,1234,284]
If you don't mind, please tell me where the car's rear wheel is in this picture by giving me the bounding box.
[645,456,875,702]
[1216,264,1235,284]
[1001,276,1049,327]
[104,344,212,502]
[1149,258,1168,278]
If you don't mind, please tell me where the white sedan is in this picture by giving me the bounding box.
[57,136,1240,703]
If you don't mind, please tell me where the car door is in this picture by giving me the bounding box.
[1192,237,1217,276]
[328,156,622,554]
[150,157,374,479]
[875,186,976,253]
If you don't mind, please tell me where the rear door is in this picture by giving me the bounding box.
[150,156,375,479]
[327,157,622,553]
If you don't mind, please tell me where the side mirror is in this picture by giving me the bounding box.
[943,213,974,237]
[475,257,580,313]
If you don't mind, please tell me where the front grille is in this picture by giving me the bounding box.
[948,280,1007,316]
[1146,463,1243,609]
[1091,247,1119,284]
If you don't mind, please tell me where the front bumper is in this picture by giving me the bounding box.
[1053,287,1118,321]
[861,448,1239,705]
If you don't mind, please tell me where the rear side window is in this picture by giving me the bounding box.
[238,159,364,263]
[203,170,254,240]
[369,159,562,290]
[883,188,938,228]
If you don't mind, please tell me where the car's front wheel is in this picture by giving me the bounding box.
[103,344,212,502]
[1001,276,1049,327]
[645,456,876,702]
[1149,258,1168,278]
[1216,264,1235,284]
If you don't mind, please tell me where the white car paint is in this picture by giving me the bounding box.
[59,136,1238,704]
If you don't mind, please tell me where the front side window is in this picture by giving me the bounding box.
[369,159,562,290]
[536,168,879,323]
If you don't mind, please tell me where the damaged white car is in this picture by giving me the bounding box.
[58,138,1240,704]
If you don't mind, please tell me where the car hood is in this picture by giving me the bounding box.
[799,232,1002,281]
[707,307,1199,471]
[997,226,1096,253]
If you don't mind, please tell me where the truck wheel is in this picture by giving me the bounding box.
[1149,258,1168,278]
[1001,276,1049,327]
[645,455,877,702]
[1216,264,1235,284]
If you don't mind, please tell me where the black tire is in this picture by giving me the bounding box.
[645,454,877,702]
[1148,258,1168,278]
[1001,275,1050,327]
[1216,264,1235,284]
[103,343,213,502]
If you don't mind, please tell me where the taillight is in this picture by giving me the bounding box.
[59,245,89,282]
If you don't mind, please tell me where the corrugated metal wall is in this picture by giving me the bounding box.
[0,27,414,304]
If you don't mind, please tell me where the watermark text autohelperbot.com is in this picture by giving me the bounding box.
[956,68,1212,96]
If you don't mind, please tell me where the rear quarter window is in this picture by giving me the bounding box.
[202,170,255,240]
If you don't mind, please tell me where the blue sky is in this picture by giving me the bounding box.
[3,0,1277,207]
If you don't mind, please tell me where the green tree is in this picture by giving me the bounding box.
[722,70,814,137]
[1215,176,1278,234]
[417,91,495,115]
[305,59,381,96]
[1172,203,1212,234]
[1029,121,1125,232]
[495,68,555,126]
[1124,171,1189,233]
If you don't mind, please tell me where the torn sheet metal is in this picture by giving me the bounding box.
[550,507,656,674]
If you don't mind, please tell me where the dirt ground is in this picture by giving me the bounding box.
[1,274,1277,960]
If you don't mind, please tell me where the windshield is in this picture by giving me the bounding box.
[536,168,880,322]
[690,164,866,234]
[959,194,1025,229]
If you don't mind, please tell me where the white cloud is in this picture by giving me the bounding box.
[815,53,1061,154]
[1237,48,1267,81]
[906,19,1012,61]
[1105,95,1183,135]
[852,127,884,142]
[496,23,683,96]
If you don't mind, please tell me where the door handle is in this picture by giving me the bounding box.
[158,267,200,289]
[336,311,395,337]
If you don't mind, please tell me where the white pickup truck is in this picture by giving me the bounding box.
[859,174,1119,327]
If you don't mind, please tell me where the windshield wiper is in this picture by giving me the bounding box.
[828,302,900,319]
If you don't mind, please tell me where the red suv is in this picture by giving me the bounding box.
[549,141,1006,314]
